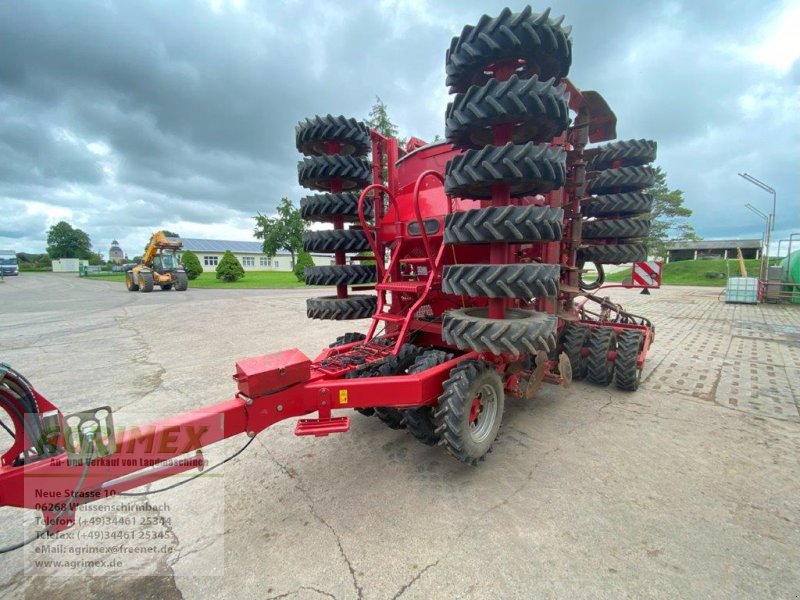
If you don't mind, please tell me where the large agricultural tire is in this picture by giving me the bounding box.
[586,165,655,195]
[296,115,370,157]
[444,205,563,245]
[297,155,371,192]
[304,265,377,286]
[585,327,616,386]
[560,324,590,381]
[582,218,651,240]
[614,329,644,391]
[300,192,373,222]
[445,142,566,198]
[138,271,154,293]
[443,307,557,356]
[126,272,139,292]
[174,272,188,291]
[302,229,370,253]
[306,295,377,320]
[583,192,653,218]
[443,263,560,298]
[403,349,454,446]
[588,139,657,171]
[445,75,569,148]
[434,360,505,466]
[578,243,647,265]
[446,6,572,93]
[330,332,366,348]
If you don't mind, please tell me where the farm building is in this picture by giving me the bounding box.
[173,238,333,272]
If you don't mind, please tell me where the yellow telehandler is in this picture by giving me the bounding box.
[125,231,189,292]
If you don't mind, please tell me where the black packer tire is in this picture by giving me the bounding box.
[373,344,421,430]
[443,263,560,299]
[443,307,557,356]
[126,272,139,292]
[174,272,188,291]
[578,243,647,265]
[306,295,377,320]
[139,271,154,293]
[160,284,173,291]
[302,229,370,253]
[330,332,366,348]
[403,349,454,445]
[445,142,566,198]
[582,192,653,218]
[582,217,651,240]
[304,265,377,286]
[560,324,590,381]
[300,192,373,223]
[445,75,569,148]
[588,139,657,171]
[444,205,563,245]
[434,360,505,465]
[446,6,572,93]
[585,327,616,386]
[614,329,644,391]
[587,165,655,195]
[296,115,371,157]
[297,155,371,192]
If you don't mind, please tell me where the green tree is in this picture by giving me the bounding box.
[215,250,244,282]
[46,221,92,259]
[366,96,399,139]
[647,167,700,258]
[87,252,105,266]
[253,197,305,269]
[181,250,203,280]
[162,231,180,238]
[293,250,314,282]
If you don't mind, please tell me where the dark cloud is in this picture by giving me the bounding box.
[0,0,797,256]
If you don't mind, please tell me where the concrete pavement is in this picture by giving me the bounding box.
[0,274,798,599]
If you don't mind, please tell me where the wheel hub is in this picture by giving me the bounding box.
[468,383,498,443]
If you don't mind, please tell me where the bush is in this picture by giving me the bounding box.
[216,250,245,282]
[181,250,203,280]
[293,250,314,282]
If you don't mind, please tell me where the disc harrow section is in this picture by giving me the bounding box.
[581,139,657,267]
[296,114,376,320]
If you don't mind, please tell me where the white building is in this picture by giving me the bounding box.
[174,238,332,272]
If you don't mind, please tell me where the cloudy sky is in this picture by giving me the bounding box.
[1,0,798,257]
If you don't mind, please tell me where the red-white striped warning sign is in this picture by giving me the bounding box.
[631,261,662,288]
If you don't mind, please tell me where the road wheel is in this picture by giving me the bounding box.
[444,205,562,244]
[582,217,651,240]
[443,307,557,356]
[446,6,572,93]
[587,165,655,195]
[585,327,616,386]
[443,263,560,298]
[126,272,139,292]
[296,115,370,157]
[403,349,454,445]
[297,155,371,192]
[445,142,566,198]
[329,332,366,348]
[578,243,647,265]
[139,271,154,293]
[300,192,373,222]
[160,284,173,291]
[560,324,590,381]
[435,360,504,465]
[174,272,188,291]
[614,330,644,391]
[582,192,653,218]
[302,229,370,253]
[304,265,376,286]
[306,295,376,320]
[445,74,569,148]
[588,139,657,171]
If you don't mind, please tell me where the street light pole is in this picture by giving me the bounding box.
[744,203,769,282]
[738,173,776,266]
